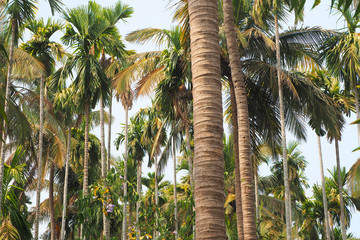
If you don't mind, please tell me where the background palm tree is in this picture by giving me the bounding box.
[0,0,62,229]
[21,18,64,240]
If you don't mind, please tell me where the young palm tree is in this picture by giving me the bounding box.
[188,0,226,239]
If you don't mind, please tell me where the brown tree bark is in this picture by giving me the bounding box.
[223,0,257,238]
[229,79,245,240]
[188,0,226,239]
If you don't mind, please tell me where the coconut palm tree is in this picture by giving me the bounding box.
[187,0,226,239]
[222,0,256,238]
[271,2,305,238]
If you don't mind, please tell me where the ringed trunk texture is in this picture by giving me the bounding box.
[223,0,257,238]
[229,79,245,240]
[83,102,90,195]
[254,167,259,224]
[107,91,112,171]
[0,18,16,218]
[274,15,292,240]
[154,154,159,238]
[335,139,347,240]
[61,128,72,240]
[100,97,110,239]
[317,135,331,240]
[188,0,226,239]
[35,74,45,240]
[122,107,129,240]
[136,161,142,240]
[49,164,56,240]
[173,136,179,240]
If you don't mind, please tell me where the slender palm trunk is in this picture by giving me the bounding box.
[0,18,16,218]
[35,74,45,240]
[353,82,360,145]
[229,79,245,240]
[100,97,106,177]
[254,166,259,224]
[317,135,331,240]
[49,163,56,240]
[184,105,195,239]
[61,128,71,240]
[107,91,112,171]
[136,161,142,240]
[173,136,178,240]
[184,105,193,188]
[188,0,226,239]
[100,97,110,239]
[274,15,292,240]
[335,139,346,240]
[83,102,90,195]
[122,107,129,240]
[154,154,159,239]
[223,0,256,238]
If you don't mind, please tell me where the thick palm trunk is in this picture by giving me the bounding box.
[61,128,71,240]
[335,139,346,240]
[107,91,112,171]
[49,163,56,240]
[173,136,179,240]
[136,161,142,240]
[317,135,331,240]
[229,79,245,240]
[83,102,90,195]
[0,18,16,218]
[35,74,45,240]
[100,97,110,239]
[122,107,129,240]
[274,15,292,240]
[154,154,159,238]
[223,0,256,238]
[188,0,226,239]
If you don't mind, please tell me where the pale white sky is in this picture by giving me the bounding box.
[28,0,360,237]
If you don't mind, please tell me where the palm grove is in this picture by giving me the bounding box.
[1,0,360,239]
